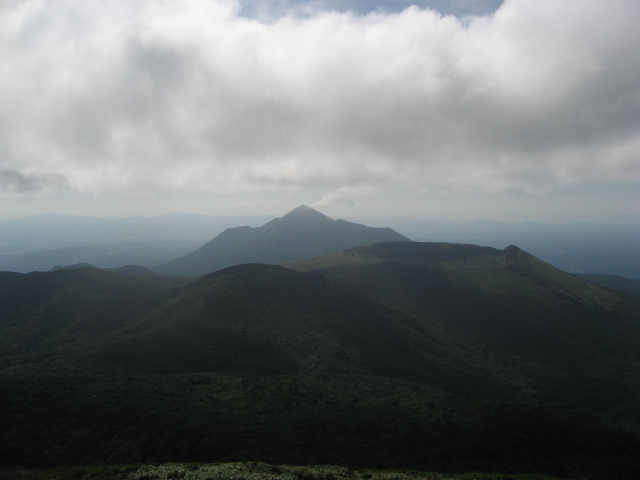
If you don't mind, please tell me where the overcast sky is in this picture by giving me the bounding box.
[1,0,639,221]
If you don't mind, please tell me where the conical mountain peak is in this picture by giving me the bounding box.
[280,205,333,223]
[155,206,410,276]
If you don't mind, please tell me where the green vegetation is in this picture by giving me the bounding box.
[3,242,640,479]
[2,461,567,480]
[287,243,640,414]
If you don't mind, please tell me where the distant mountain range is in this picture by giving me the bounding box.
[154,206,410,277]
[575,273,640,297]
[2,240,640,478]
[0,213,271,274]
[2,210,640,280]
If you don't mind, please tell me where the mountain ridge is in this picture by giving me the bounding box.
[154,206,411,277]
[2,241,640,478]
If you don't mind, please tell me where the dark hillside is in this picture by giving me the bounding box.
[48,265,512,393]
[288,242,640,421]
[339,241,527,268]
[0,268,187,358]
[2,244,640,478]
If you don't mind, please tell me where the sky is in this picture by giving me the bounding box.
[1,0,639,221]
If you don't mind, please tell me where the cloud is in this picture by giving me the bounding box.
[1,0,639,199]
[311,185,377,209]
[0,169,69,194]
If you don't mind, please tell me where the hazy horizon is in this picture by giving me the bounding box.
[2,0,639,222]
[1,201,639,225]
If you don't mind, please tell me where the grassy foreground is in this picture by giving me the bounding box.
[2,461,567,480]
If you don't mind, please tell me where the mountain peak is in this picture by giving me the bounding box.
[280,205,333,223]
[503,244,529,261]
[155,206,410,276]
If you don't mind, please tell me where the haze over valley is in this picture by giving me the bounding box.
[2,209,639,282]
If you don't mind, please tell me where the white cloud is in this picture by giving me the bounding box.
[1,0,639,200]
[311,184,378,209]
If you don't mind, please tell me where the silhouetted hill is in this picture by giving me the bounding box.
[154,206,410,277]
[2,243,640,478]
[50,262,97,271]
[50,263,160,277]
[0,243,198,274]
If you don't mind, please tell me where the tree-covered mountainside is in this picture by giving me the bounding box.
[0,267,188,359]
[2,243,640,479]
[154,206,410,277]
[288,243,640,418]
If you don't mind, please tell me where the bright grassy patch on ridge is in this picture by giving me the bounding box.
[5,461,565,480]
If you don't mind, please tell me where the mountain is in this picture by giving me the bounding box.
[50,263,160,277]
[2,243,640,478]
[0,267,189,359]
[154,206,410,277]
[0,213,272,274]
[575,273,640,297]
[287,242,640,416]
[0,243,197,274]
